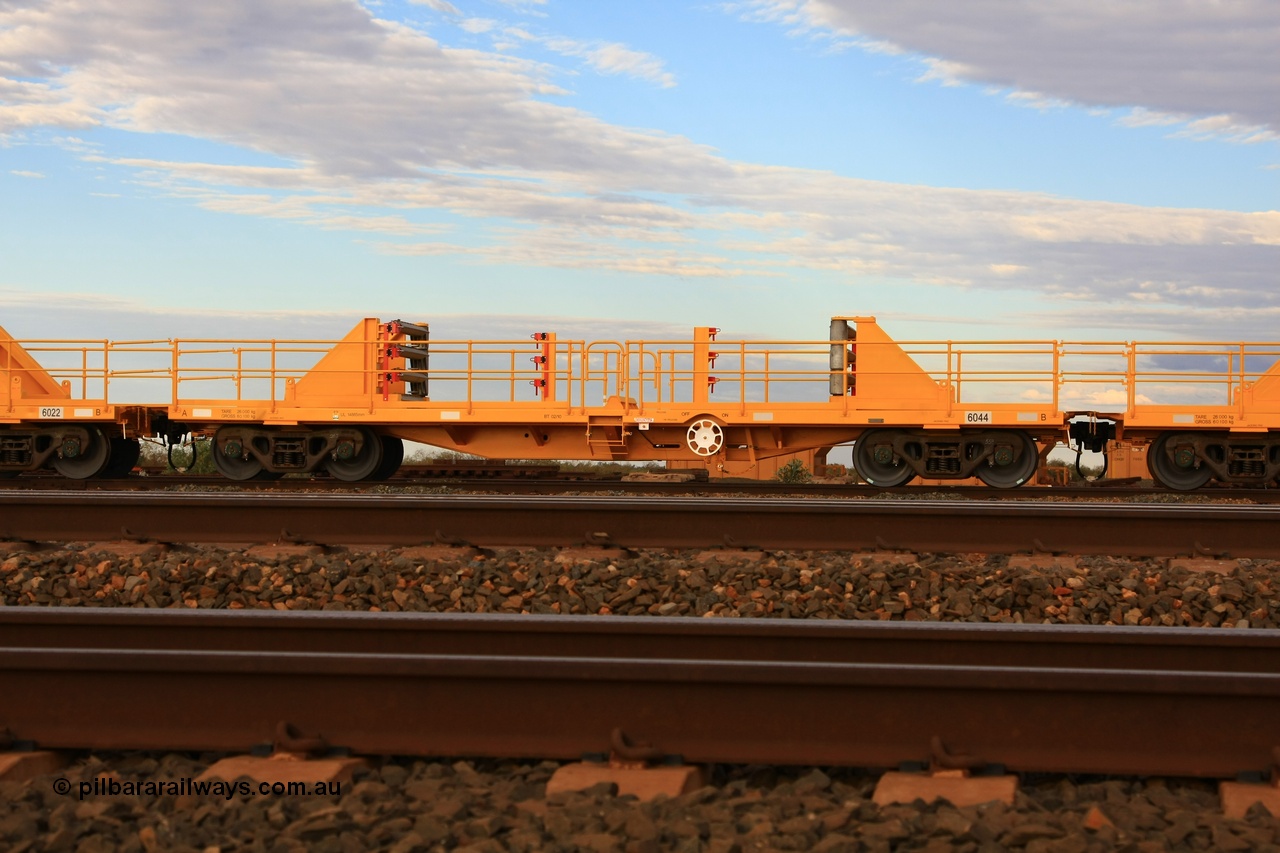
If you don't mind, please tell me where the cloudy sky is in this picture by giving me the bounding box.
[1,0,1277,344]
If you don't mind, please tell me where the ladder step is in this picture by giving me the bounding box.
[586,417,628,448]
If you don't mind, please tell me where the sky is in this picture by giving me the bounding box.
[1,0,1277,347]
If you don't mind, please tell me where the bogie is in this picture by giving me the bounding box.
[1147,431,1280,490]
[211,425,395,482]
[853,429,1039,489]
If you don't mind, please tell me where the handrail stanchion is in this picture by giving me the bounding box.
[1238,343,1246,414]
[101,340,109,404]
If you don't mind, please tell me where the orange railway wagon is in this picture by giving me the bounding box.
[3,316,1280,490]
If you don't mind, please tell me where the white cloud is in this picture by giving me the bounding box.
[737,0,1280,138]
[409,0,462,14]
[9,169,43,178]
[537,36,676,88]
[1117,108,1184,131]
[576,41,676,89]
[459,18,497,34]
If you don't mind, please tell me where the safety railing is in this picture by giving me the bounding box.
[1125,342,1280,412]
[0,338,177,405]
[896,340,1059,409]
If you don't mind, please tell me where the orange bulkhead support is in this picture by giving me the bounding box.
[289,318,388,406]
[0,325,71,409]
[831,316,948,407]
[692,326,719,405]
[530,332,555,401]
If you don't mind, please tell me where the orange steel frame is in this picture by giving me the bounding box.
[5,316,1280,464]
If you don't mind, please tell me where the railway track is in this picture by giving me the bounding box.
[2,609,1276,778]
[2,490,1278,557]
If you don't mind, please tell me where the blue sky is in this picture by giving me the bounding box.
[1,0,1277,346]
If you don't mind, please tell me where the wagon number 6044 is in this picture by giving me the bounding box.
[965,411,992,424]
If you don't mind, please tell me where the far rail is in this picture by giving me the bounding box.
[2,491,1280,557]
[7,473,1280,505]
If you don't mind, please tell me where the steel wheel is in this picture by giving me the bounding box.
[328,427,384,482]
[101,438,142,478]
[371,436,404,481]
[1149,432,1212,491]
[853,429,916,486]
[686,418,724,457]
[974,431,1038,489]
[52,427,111,479]
[213,429,266,481]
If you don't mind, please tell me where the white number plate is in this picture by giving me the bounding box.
[39,407,64,419]
[965,411,992,424]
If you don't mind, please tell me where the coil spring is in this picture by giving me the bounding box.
[0,448,30,465]
[1228,460,1265,477]
[272,451,306,469]
[925,458,959,474]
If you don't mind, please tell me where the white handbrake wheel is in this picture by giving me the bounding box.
[686,418,724,456]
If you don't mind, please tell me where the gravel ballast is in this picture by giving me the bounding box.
[1,545,1276,629]
[4,754,1280,853]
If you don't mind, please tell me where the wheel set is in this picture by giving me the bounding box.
[45,428,142,480]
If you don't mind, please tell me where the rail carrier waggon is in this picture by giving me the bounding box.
[4,316,1280,490]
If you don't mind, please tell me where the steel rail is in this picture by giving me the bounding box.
[1,611,1276,778]
[3,609,1277,671]
[2,491,1280,557]
[4,473,1279,504]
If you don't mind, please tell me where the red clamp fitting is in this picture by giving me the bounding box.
[707,376,719,394]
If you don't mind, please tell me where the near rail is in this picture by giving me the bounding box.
[0,610,1276,779]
